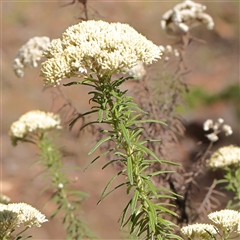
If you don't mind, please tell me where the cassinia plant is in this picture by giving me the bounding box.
[9,110,94,239]
[40,20,181,239]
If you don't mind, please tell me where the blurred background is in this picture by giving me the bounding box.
[2,1,239,239]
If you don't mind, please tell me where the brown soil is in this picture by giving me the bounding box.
[2,1,239,239]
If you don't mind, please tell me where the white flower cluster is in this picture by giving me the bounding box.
[9,110,61,145]
[208,209,240,233]
[203,118,233,142]
[159,45,180,62]
[125,61,146,80]
[41,20,161,86]
[161,0,214,33]
[181,223,217,239]
[0,203,47,236]
[206,145,240,169]
[181,209,240,239]
[13,36,51,77]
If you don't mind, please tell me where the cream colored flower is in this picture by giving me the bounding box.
[203,119,213,131]
[181,223,217,239]
[41,20,161,86]
[206,133,218,142]
[9,110,61,145]
[222,124,233,136]
[0,204,20,234]
[0,202,48,233]
[206,145,240,169]
[161,0,214,33]
[13,36,50,77]
[208,209,239,232]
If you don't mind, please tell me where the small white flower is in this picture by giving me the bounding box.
[222,124,233,136]
[164,56,170,62]
[217,118,224,124]
[206,133,219,142]
[203,119,213,131]
[159,45,165,52]
[174,49,180,57]
[165,45,172,53]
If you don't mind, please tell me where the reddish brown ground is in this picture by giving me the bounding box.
[2,1,239,239]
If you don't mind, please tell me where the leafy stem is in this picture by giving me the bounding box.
[37,134,95,240]
[69,75,182,240]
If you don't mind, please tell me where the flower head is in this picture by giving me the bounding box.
[41,20,161,86]
[13,36,51,77]
[9,110,61,145]
[181,223,217,239]
[208,209,240,233]
[206,145,240,169]
[0,202,47,236]
[161,0,214,34]
[203,118,233,142]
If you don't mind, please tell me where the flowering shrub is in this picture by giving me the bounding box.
[3,0,239,239]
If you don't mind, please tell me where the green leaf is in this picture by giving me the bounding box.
[132,119,167,126]
[129,209,144,233]
[148,170,175,177]
[160,159,180,166]
[63,81,82,86]
[69,110,98,129]
[131,189,139,212]
[144,179,157,196]
[79,120,100,131]
[119,122,130,145]
[155,204,178,217]
[135,143,161,163]
[98,170,126,203]
[119,199,132,228]
[50,204,62,218]
[102,159,124,170]
[84,156,100,172]
[98,109,104,122]
[88,136,112,155]
[148,211,156,233]
[127,157,134,185]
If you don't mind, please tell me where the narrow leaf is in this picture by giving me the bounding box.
[127,157,134,185]
[88,136,112,155]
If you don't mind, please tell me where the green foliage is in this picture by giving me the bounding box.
[37,135,95,240]
[217,166,240,210]
[183,84,240,120]
[68,75,182,240]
